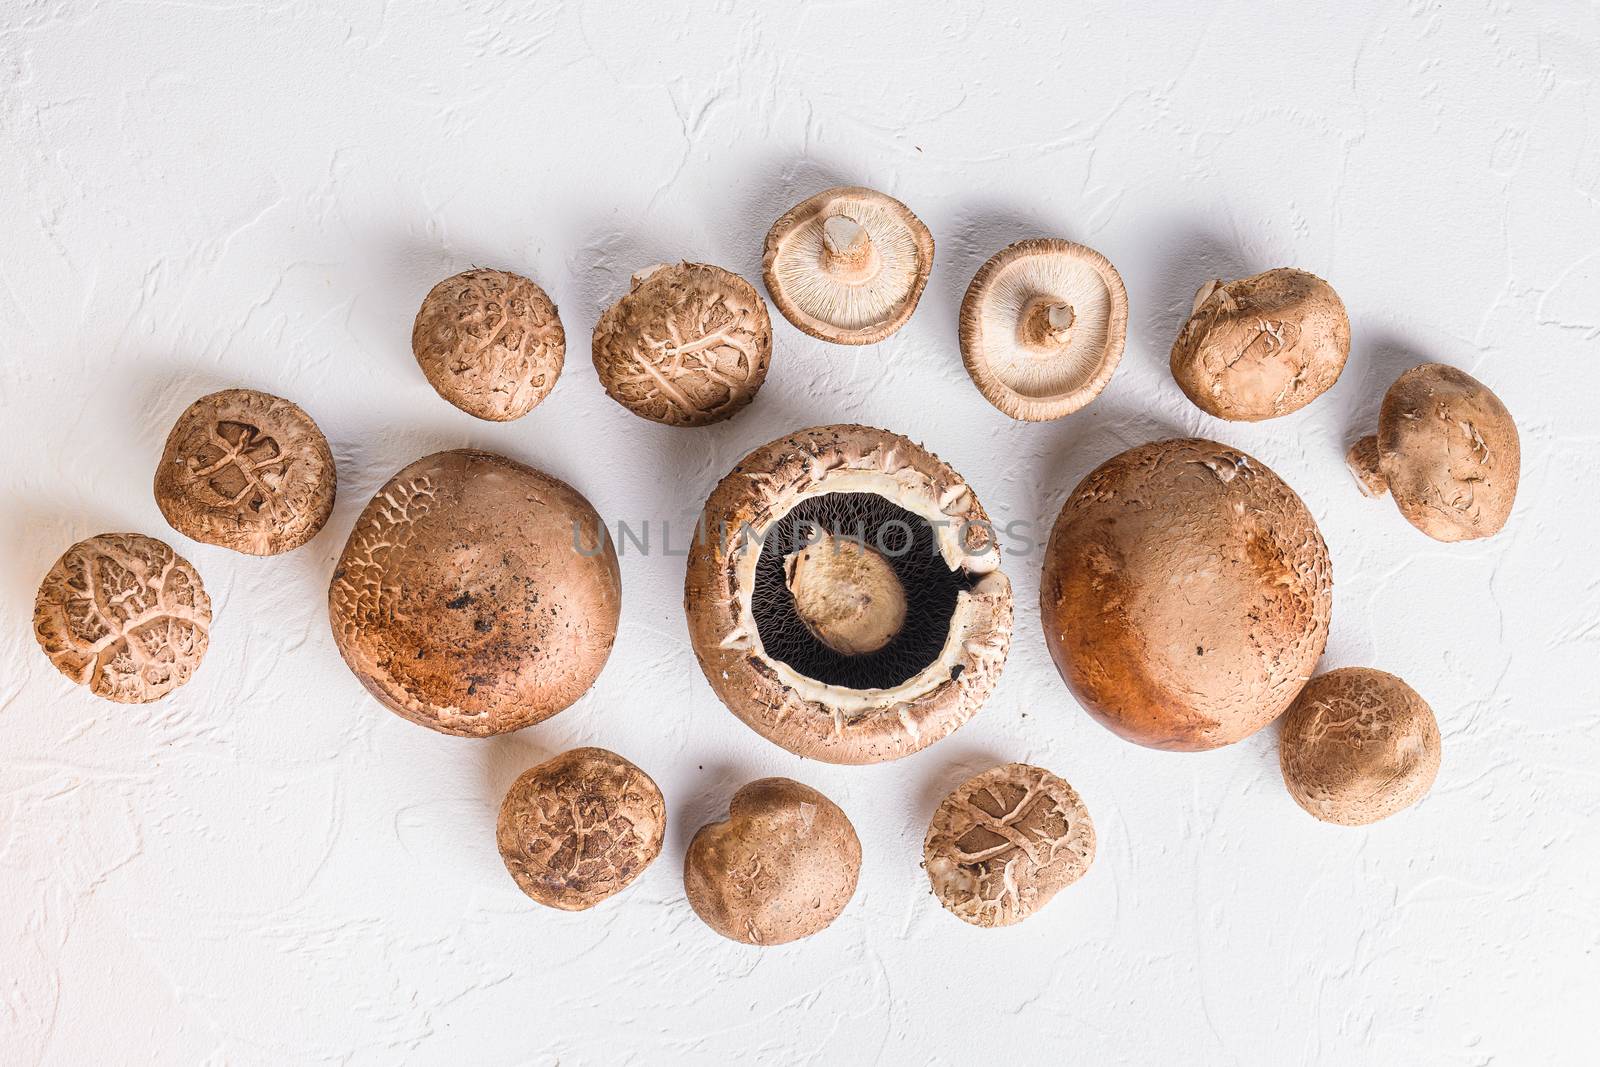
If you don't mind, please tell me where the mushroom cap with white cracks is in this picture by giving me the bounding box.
[958,239,1130,421]
[497,747,666,910]
[1169,268,1350,421]
[1278,668,1441,826]
[1347,362,1520,542]
[154,388,337,555]
[924,763,1095,928]
[412,268,565,422]
[329,449,621,737]
[34,532,212,704]
[762,186,935,345]
[683,777,861,946]
[591,262,772,427]
[1040,438,1333,751]
[684,424,1013,764]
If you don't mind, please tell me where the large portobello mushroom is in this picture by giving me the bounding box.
[1040,438,1332,750]
[685,425,1012,764]
[329,449,620,737]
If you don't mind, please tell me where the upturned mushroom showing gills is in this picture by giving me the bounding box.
[1169,268,1350,421]
[329,449,621,737]
[684,425,1013,764]
[1040,438,1333,751]
[959,239,1129,421]
[1347,362,1520,541]
[1279,668,1441,825]
[762,187,934,345]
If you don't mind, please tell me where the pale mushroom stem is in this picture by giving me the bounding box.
[631,263,672,288]
[820,215,879,282]
[1347,435,1389,498]
[1019,298,1076,349]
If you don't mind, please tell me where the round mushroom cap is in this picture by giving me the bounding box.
[328,449,620,737]
[34,532,211,703]
[1351,363,1520,541]
[1040,438,1333,751]
[1170,268,1350,421]
[1279,668,1441,825]
[496,747,666,910]
[685,424,1014,764]
[154,389,336,555]
[924,763,1095,928]
[959,239,1129,421]
[591,262,771,426]
[762,186,934,345]
[411,268,565,421]
[683,778,861,946]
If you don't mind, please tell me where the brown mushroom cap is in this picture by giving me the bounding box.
[1040,438,1333,751]
[1346,363,1520,541]
[411,268,565,422]
[924,763,1095,927]
[762,186,934,345]
[1279,667,1441,825]
[684,424,1013,764]
[154,388,336,555]
[591,262,771,426]
[1169,268,1350,421]
[683,777,861,945]
[496,747,665,910]
[959,239,1130,421]
[33,532,211,703]
[328,449,620,737]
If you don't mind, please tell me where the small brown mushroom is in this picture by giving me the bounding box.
[1346,362,1520,541]
[496,747,665,910]
[685,425,1013,764]
[1279,668,1441,825]
[412,268,565,421]
[33,532,212,703]
[924,763,1095,928]
[959,239,1129,421]
[1040,438,1333,751]
[328,449,620,737]
[1170,268,1350,421]
[154,388,336,555]
[762,186,934,344]
[683,778,861,946]
[591,262,771,426]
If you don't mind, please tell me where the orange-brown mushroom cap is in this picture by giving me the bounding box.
[1040,438,1333,751]
[329,449,620,737]
[959,239,1129,421]
[763,187,934,345]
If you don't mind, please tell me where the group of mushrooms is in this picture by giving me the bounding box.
[31,186,1520,943]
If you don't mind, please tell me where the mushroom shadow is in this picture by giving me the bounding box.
[475,731,559,830]
[1334,326,1437,460]
[1026,402,1191,530]
[716,152,861,282]
[912,745,1016,827]
[668,758,762,855]
[1142,223,1255,376]
[0,497,128,621]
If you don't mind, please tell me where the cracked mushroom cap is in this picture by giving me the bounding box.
[496,747,666,910]
[1170,268,1350,421]
[154,388,336,555]
[591,262,771,426]
[412,268,565,422]
[924,763,1095,928]
[683,777,861,946]
[684,425,1013,764]
[959,239,1129,421]
[34,532,211,703]
[1279,668,1441,825]
[762,186,934,345]
[328,449,620,737]
[1346,363,1520,542]
[1040,438,1333,751]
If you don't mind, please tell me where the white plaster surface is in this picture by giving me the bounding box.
[3,2,1598,1063]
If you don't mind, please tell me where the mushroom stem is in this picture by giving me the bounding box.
[1192,278,1224,313]
[1019,298,1076,349]
[820,215,879,282]
[784,536,907,656]
[1346,435,1389,498]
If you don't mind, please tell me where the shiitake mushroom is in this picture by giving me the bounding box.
[685,424,1013,764]
[412,268,565,422]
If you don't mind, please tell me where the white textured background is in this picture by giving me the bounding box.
[3,2,1598,1063]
